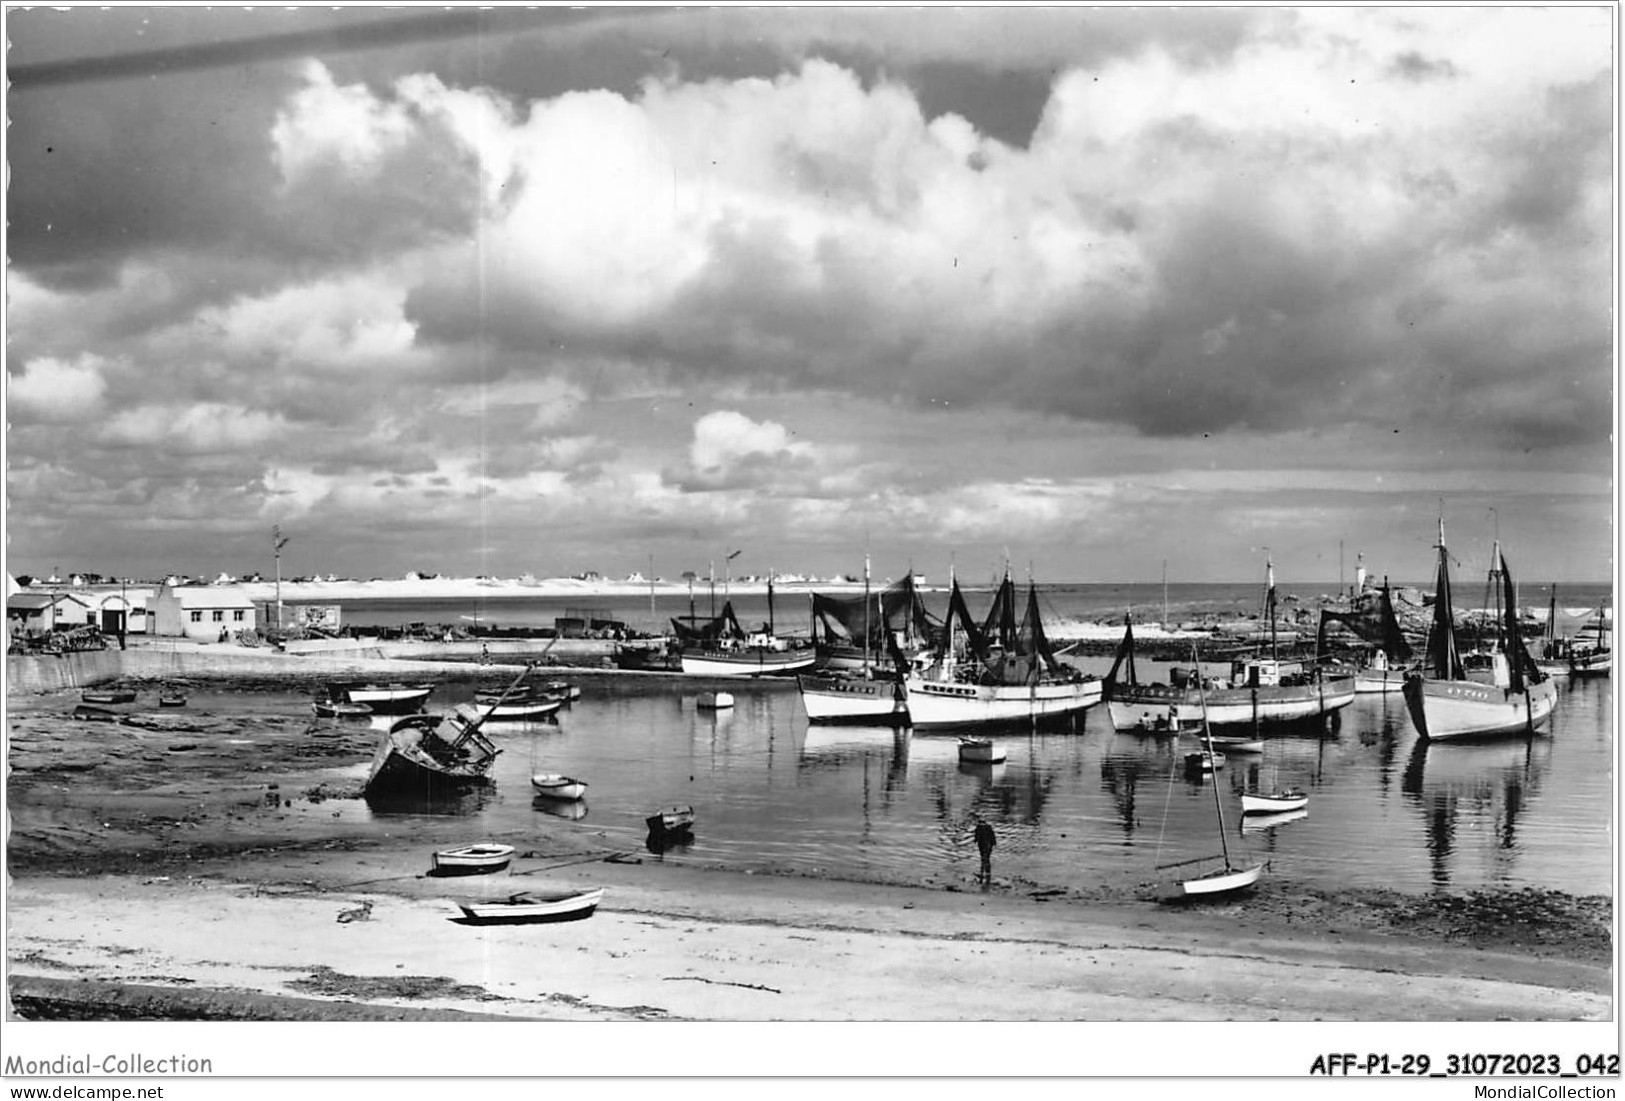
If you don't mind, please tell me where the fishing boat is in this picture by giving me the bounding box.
[530,773,588,800]
[327,681,434,715]
[1568,605,1611,677]
[431,843,515,874]
[1401,522,1558,741]
[696,690,735,710]
[1534,586,1575,679]
[1318,579,1416,694]
[363,669,529,800]
[808,565,939,673]
[799,560,931,724]
[672,573,816,677]
[81,688,136,705]
[902,569,1101,731]
[456,887,604,924]
[1105,562,1355,732]
[956,736,1007,764]
[1240,789,1309,816]
[1156,651,1265,900]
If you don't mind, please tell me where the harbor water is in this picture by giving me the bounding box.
[178,651,1611,900]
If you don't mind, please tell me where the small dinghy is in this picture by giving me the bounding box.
[1205,734,1263,754]
[158,690,188,708]
[696,691,735,710]
[545,681,582,704]
[314,699,374,720]
[457,887,604,924]
[530,773,588,801]
[646,803,695,836]
[1240,788,1309,816]
[431,843,516,875]
[957,736,1007,764]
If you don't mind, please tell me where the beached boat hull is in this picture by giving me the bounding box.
[1402,675,1559,741]
[81,690,136,705]
[646,805,695,835]
[679,648,817,677]
[457,888,603,924]
[432,844,515,874]
[335,683,434,715]
[313,700,374,720]
[364,715,499,800]
[797,674,909,724]
[903,676,1101,731]
[1178,862,1264,898]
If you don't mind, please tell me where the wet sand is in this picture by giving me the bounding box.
[4,683,1614,1025]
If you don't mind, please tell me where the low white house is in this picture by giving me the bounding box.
[7,591,95,634]
[152,585,257,641]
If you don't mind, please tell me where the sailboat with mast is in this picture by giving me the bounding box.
[902,566,1101,731]
[1156,647,1265,899]
[363,667,530,800]
[1401,519,1558,741]
[1315,578,1415,694]
[796,557,926,724]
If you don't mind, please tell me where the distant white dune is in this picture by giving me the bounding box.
[233,576,872,604]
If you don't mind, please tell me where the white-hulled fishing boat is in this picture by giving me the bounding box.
[903,570,1101,731]
[1401,522,1558,741]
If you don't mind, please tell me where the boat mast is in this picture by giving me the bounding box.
[1193,645,1234,872]
[862,553,871,675]
[1266,550,1278,662]
[1162,559,1169,631]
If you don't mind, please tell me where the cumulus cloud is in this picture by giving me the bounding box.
[8,355,110,423]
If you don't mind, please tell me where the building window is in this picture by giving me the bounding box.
[233,610,245,622]
[190,611,202,623]
[212,610,225,622]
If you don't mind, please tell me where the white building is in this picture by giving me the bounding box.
[152,585,258,641]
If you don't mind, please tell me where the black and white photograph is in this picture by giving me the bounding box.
[3,2,1616,1084]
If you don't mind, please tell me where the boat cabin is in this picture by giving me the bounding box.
[1461,649,1511,688]
[1229,657,1305,688]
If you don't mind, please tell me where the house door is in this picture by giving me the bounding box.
[101,610,125,634]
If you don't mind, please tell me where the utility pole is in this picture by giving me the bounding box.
[272,526,290,631]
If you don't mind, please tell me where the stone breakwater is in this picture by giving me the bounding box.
[3,637,621,695]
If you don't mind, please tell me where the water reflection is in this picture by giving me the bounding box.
[533,796,589,820]
[1401,736,1553,888]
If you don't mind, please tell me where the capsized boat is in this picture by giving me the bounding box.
[1401,523,1557,741]
[456,888,603,924]
[902,570,1101,731]
[363,669,530,800]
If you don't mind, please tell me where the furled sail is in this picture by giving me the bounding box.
[1500,553,1545,691]
[670,602,745,645]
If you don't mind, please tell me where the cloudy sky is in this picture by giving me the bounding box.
[5,6,1614,586]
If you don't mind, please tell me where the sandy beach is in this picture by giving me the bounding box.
[5,669,1613,1047]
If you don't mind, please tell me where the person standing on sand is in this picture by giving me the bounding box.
[973,816,996,883]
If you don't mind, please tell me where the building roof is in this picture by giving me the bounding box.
[7,592,92,611]
[164,586,256,610]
